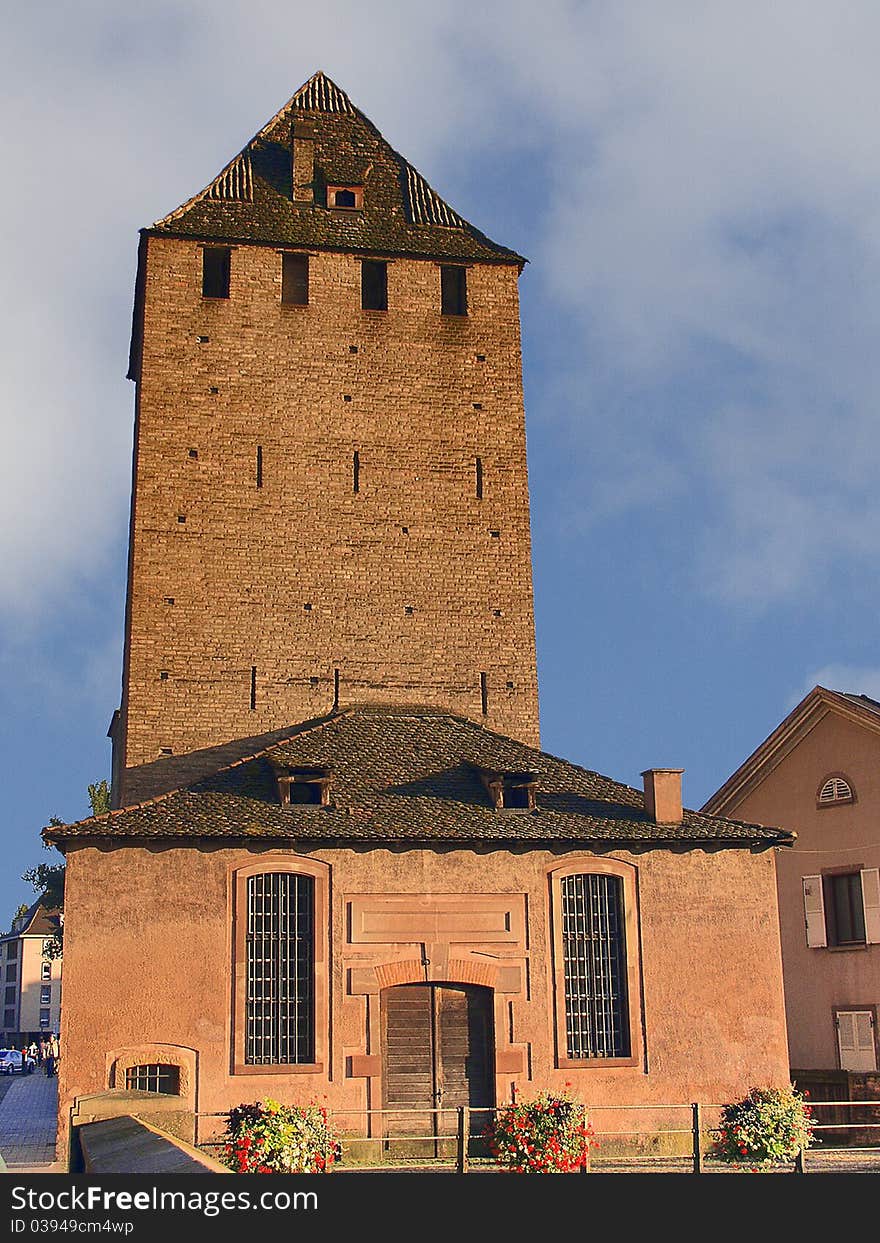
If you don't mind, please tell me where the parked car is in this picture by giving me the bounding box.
[0,1049,33,1075]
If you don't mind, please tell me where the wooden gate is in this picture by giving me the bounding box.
[381,983,494,1155]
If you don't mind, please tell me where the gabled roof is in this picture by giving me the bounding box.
[46,706,790,849]
[702,685,880,817]
[0,899,61,943]
[148,71,523,266]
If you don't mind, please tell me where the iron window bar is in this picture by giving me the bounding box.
[246,871,314,1064]
[561,873,629,1059]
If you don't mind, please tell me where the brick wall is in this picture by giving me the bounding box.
[117,237,539,789]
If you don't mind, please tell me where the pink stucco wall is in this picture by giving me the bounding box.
[727,710,880,1071]
[57,840,790,1157]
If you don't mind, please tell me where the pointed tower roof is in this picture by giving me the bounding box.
[149,71,524,265]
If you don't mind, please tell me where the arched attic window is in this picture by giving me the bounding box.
[817,775,855,806]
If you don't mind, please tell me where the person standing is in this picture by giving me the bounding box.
[44,1035,58,1078]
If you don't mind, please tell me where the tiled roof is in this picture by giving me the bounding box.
[46,707,791,848]
[150,71,522,266]
[842,692,880,718]
[0,899,61,942]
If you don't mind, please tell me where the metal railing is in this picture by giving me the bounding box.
[194,1097,880,1174]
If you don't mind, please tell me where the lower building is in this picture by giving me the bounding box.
[48,706,793,1162]
[0,900,62,1048]
[703,686,880,1118]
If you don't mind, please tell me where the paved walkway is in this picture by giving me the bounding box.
[0,1072,58,1169]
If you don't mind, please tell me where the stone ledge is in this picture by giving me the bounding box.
[78,1115,230,1175]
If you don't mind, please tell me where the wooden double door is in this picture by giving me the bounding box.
[381,983,495,1147]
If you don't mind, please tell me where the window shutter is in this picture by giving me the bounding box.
[860,868,880,944]
[803,875,827,947]
[837,1011,877,1072]
[837,1011,856,1066]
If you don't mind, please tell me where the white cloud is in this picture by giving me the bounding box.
[792,666,880,707]
[4,0,880,623]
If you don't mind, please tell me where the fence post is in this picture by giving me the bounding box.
[692,1103,704,1174]
[793,1147,805,1174]
[581,1104,591,1173]
[457,1106,470,1173]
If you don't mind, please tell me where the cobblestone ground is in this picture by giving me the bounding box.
[0,1069,58,1169]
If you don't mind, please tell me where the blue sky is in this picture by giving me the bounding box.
[4,2,880,922]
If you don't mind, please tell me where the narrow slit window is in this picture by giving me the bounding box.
[441,265,467,316]
[256,446,263,489]
[281,253,309,305]
[361,261,387,311]
[202,247,231,299]
[250,666,257,711]
[475,457,483,499]
[480,671,488,715]
[353,451,360,493]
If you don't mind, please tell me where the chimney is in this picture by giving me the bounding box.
[292,120,316,203]
[641,768,684,825]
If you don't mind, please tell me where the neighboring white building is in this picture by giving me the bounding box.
[0,899,62,1045]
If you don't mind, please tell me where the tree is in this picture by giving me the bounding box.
[9,904,29,933]
[87,780,110,816]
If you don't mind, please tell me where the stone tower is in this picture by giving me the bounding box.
[112,71,539,802]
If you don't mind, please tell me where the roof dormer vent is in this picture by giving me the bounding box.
[478,768,538,811]
[273,764,333,807]
[328,185,363,210]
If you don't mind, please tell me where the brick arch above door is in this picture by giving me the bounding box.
[373,956,500,991]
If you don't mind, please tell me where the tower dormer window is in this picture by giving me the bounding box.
[477,768,538,811]
[274,765,333,808]
[328,185,363,210]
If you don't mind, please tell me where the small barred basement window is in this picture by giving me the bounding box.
[818,775,854,805]
[125,1064,181,1094]
[246,872,315,1064]
[202,247,231,299]
[561,873,630,1059]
